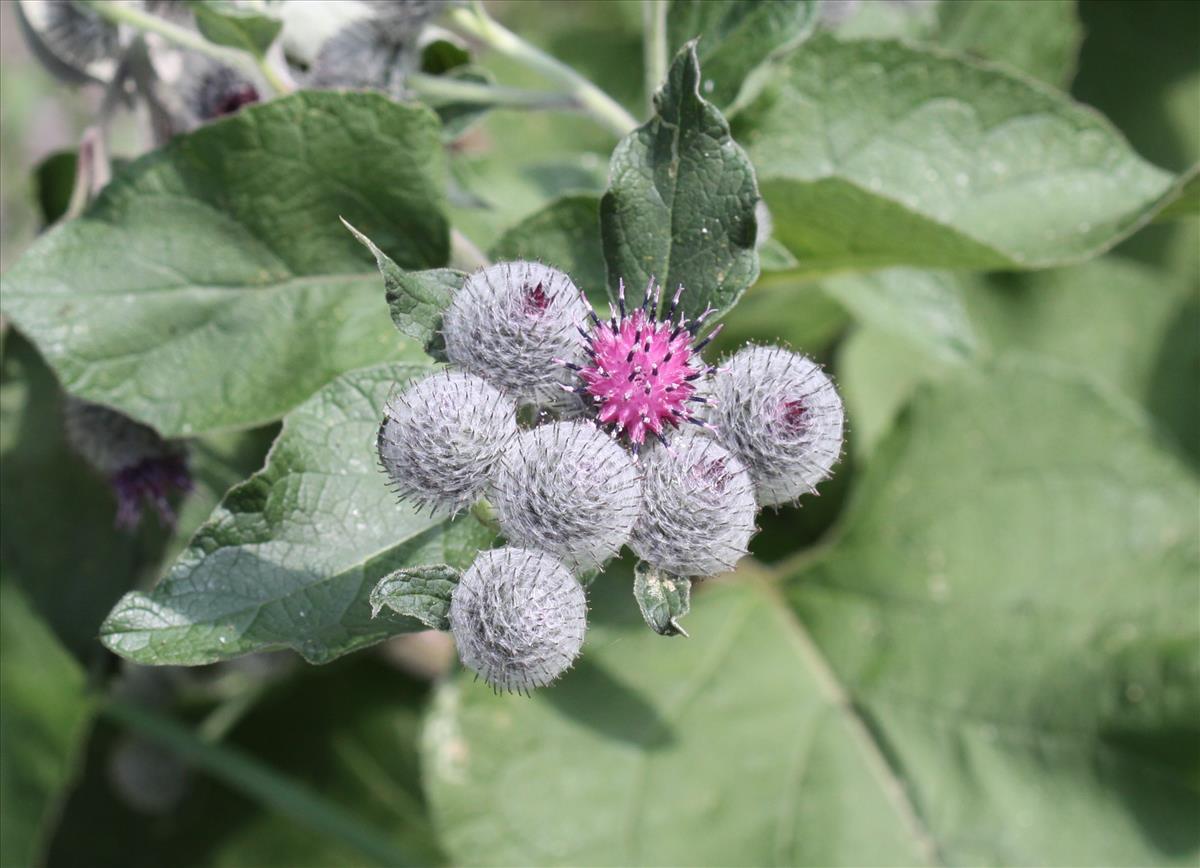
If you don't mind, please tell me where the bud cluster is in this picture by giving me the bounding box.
[376,260,844,692]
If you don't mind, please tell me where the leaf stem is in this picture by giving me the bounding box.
[99,697,418,866]
[444,3,638,138]
[79,0,290,95]
[642,0,669,113]
[407,72,578,112]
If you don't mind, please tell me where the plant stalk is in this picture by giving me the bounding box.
[445,3,638,138]
[407,72,578,112]
[80,0,291,95]
[642,0,669,112]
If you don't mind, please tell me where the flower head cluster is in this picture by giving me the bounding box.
[377,260,843,693]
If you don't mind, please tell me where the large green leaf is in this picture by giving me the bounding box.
[666,0,821,107]
[0,92,448,437]
[929,0,1081,86]
[423,360,1199,866]
[707,276,849,359]
[839,258,1198,460]
[423,569,934,867]
[0,579,92,868]
[99,361,493,666]
[733,36,1178,274]
[600,41,759,318]
[819,268,977,363]
[789,360,1199,865]
[827,0,1080,86]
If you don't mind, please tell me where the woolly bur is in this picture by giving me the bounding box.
[442,261,591,408]
[709,346,844,506]
[630,429,757,577]
[490,421,642,573]
[378,370,518,515]
[449,547,587,693]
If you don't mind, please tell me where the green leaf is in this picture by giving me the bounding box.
[733,36,1179,273]
[424,360,1200,866]
[99,362,494,666]
[820,268,978,363]
[0,92,448,437]
[789,359,1199,865]
[342,218,464,357]
[930,0,1081,86]
[837,326,948,460]
[423,568,937,866]
[838,258,1199,461]
[826,0,1081,86]
[707,276,849,359]
[666,0,821,107]
[490,193,608,308]
[600,41,760,319]
[632,561,691,637]
[1155,166,1200,222]
[369,564,461,631]
[0,578,92,868]
[190,0,283,58]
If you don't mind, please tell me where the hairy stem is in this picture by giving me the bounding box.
[80,0,291,95]
[445,3,638,137]
[407,72,578,112]
[642,0,669,112]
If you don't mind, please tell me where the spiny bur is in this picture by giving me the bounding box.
[378,370,518,515]
[490,420,642,573]
[449,547,587,693]
[709,345,844,506]
[631,428,757,577]
[443,261,591,410]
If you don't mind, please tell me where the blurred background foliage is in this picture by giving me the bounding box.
[0,1,1197,866]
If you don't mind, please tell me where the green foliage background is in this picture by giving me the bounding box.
[0,1,1197,866]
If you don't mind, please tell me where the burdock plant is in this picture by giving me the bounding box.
[369,260,842,691]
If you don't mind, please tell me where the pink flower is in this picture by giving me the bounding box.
[565,279,720,449]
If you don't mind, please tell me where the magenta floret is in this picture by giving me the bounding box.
[566,279,720,447]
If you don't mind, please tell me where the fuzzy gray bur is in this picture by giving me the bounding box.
[489,420,643,574]
[378,370,519,515]
[709,345,844,507]
[449,547,587,693]
[441,261,591,411]
[631,428,758,577]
